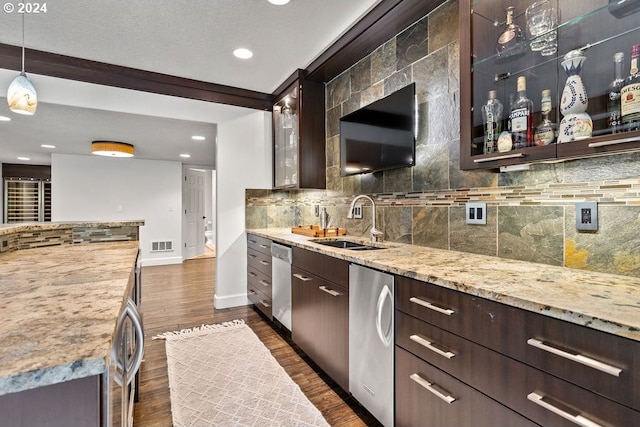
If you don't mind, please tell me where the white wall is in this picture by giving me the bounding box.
[51,153,183,266]
[215,111,272,309]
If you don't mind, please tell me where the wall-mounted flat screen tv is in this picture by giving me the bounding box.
[340,83,416,176]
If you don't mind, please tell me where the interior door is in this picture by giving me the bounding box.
[183,168,206,259]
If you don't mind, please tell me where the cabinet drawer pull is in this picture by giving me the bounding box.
[410,373,456,404]
[527,392,603,427]
[259,244,269,249]
[319,285,341,297]
[259,260,270,266]
[248,271,257,277]
[260,300,271,308]
[410,334,456,359]
[293,273,312,282]
[588,136,639,148]
[248,289,257,296]
[527,338,622,377]
[248,254,257,259]
[259,279,270,287]
[409,297,455,316]
[473,152,524,163]
[248,239,257,244]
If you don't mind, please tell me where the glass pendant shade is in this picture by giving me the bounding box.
[7,72,37,115]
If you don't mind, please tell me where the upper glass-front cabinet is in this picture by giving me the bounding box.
[272,70,325,189]
[460,0,640,170]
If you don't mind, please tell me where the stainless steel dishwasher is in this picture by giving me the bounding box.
[349,263,394,427]
[271,242,292,331]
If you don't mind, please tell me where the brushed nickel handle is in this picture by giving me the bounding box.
[259,279,270,287]
[248,254,257,259]
[260,300,271,308]
[527,338,622,377]
[248,271,257,277]
[319,285,341,297]
[588,136,639,148]
[527,392,603,427]
[410,373,456,404]
[473,152,524,163]
[248,239,257,244]
[259,260,270,266]
[259,244,269,249]
[410,334,456,359]
[409,297,455,316]
[293,273,312,281]
[248,289,257,296]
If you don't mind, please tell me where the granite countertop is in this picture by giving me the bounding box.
[0,220,145,236]
[0,241,140,396]
[248,228,640,343]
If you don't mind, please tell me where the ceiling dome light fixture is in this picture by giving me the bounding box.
[233,48,253,59]
[92,141,135,158]
[7,11,37,115]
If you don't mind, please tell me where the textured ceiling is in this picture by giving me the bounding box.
[0,0,381,167]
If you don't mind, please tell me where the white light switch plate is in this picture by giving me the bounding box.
[466,202,487,225]
[352,204,363,219]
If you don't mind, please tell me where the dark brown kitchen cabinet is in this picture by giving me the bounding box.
[291,247,349,390]
[272,69,325,189]
[460,0,640,170]
[246,233,273,320]
[395,275,640,426]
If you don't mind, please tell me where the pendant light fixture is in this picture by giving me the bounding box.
[7,10,37,115]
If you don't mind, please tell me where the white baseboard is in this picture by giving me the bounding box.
[141,256,183,267]
[214,292,250,309]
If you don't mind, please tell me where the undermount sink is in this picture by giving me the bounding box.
[311,238,386,251]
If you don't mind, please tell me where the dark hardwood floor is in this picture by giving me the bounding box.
[133,257,379,427]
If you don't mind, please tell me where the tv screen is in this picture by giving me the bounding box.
[340,83,416,176]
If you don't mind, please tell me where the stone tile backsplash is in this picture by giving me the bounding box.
[246,0,640,278]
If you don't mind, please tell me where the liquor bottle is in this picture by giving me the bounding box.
[621,44,640,131]
[481,90,503,153]
[509,76,534,149]
[607,52,625,133]
[534,89,557,145]
[496,6,526,59]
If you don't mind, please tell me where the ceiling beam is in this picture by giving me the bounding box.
[0,43,273,111]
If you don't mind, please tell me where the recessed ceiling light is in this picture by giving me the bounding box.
[180,153,191,158]
[192,135,206,141]
[41,144,56,149]
[268,0,290,4]
[0,115,11,122]
[17,156,30,161]
[233,48,253,59]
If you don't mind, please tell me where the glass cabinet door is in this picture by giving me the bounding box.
[273,83,299,188]
[461,0,640,170]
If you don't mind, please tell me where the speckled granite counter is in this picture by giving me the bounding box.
[248,228,640,342]
[0,241,140,396]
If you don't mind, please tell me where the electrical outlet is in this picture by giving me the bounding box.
[576,202,598,231]
[466,202,487,225]
[352,204,363,219]
[315,205,320,217]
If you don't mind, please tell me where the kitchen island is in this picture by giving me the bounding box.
[0,221,142,427]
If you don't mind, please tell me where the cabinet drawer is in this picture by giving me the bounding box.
[396,312,640,427]
[292,247,348,286]
[395,346,539,427]
[247,247,271,277]
[396,275,640,409]
[247,265,271,297]
[247,234,271,255]
[248,284,272,320]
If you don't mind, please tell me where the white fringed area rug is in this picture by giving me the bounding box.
[154,320,330,427]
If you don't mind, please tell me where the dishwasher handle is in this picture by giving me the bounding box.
[376,284,393,347]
